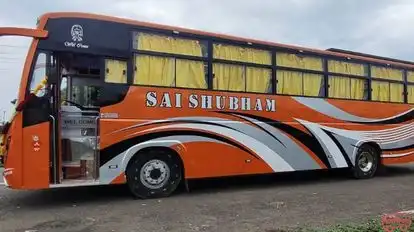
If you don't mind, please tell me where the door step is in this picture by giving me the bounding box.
[50,179,101,188]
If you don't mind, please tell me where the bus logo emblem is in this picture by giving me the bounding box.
[71,24,83,42]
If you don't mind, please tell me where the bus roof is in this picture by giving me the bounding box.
[39,12,414,70]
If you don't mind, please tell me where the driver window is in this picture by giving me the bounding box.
[61,77,100,108]
[58,54,101,109]
[71,84,100,107]
[29,53,47,97]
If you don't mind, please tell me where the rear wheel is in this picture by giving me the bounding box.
[352,144,379,179]
[126,149,182,199]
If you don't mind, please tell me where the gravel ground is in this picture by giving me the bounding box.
[0,165,414,232]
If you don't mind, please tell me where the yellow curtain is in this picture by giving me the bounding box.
[136,32,203,57]
[371,81,390,102]
[105,59,127,84]
[328,60,366,76]
[213,63,245,91]
[303,73,323,97]
[246,67,271,93]
[213,43,271,65]
[371,66,403,81]
[407,71,414,83]
[176,60,207,89]
[350,78,366,100]
[390,83,404,103]
[134,55,175,86]
[276,70,303,95]
[276,53,323,71]
[407,85,414,104]
[329,76,350,99]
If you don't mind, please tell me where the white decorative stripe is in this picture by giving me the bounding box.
[361,123,414,136]
[140,123,294,172]
[100,135,232,184]
[294,119,348,168]
[363,129,414,141]
[366,131,414,143]
[110,117,249,135]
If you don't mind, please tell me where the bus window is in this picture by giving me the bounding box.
[390,83,404,103]
[176,60,207,89]
[277,70,324,97]
[29,52,47,97]
[329,76,367,100]
[370,66,404,102]
[407,71,414,83]
[213,43,271,65]
[212,64,272,93]
[371,81,390,102]
[246,67,272,93]
[277,70,302,95]
[371,81,404,103]
[105,59,127,84]
[133,55,208,89]
[134,32,206,57]
[328,60,367,76]
[276,53,323,71]
[371,66,403,81]
[408,85,414,104]
[70,79,100,108]
[134,55,175,87]
[213,63,245,92]
[326,59,368,100]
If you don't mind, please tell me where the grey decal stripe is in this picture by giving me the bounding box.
[323,130,354,167]
[216,112,332,168]
[229,113,321,170]
[293,97,414,124]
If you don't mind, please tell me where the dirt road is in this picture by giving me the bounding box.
[1,165,414,232]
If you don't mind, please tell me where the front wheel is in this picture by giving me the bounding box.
[351,144,379,179]
[126,149,182,199]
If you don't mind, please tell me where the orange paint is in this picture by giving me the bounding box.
[2,113,24,188]
[171,142,273,179]
[110,173,126,184]
[21,122,50,189]
[382,154,414,165]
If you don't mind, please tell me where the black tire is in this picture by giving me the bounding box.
[126,149,182,199]
[351,144,380,179]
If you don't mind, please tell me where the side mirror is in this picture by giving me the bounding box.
[10,99,16,105]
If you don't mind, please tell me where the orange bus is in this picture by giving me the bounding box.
[1,12,414,199]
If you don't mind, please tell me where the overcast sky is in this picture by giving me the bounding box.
[1,0,414,119]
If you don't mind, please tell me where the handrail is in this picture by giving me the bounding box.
[94,115,100,180]
[49,115,57,183]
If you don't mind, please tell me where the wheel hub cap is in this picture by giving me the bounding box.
[140,159,170,189]
[358,151,374,172]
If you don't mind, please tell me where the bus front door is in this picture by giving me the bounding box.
[56,54,101,184]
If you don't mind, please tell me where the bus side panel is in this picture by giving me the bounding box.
[170,142,274,179]
[21,121,50,189]
[3,113,24,188]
